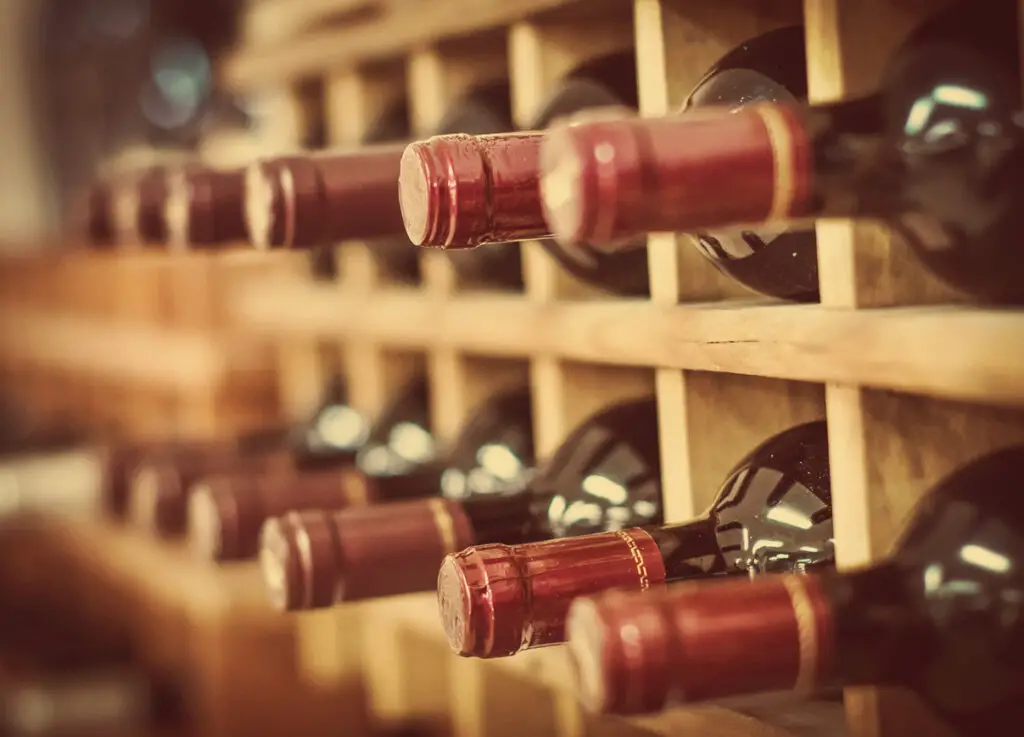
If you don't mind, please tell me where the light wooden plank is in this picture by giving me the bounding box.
[232,283,1024,409]
[223,0,628,90]
[0,311,227,390]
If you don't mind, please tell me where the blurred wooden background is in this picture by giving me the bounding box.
[0,2,1021,737]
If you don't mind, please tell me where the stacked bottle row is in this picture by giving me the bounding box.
[2,368,1021,737]
[81,1,1024,303]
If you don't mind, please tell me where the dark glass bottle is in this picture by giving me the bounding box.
[683,26,818,302]
[399,52,648,296]
[125,375,361,537]
[564,444,1024,737]
[541,1,1024,304]
[260,397,656,610]
[248,88,526,291]
[439,420,833,658]
[259,386,536,609]
[187,374,435,561]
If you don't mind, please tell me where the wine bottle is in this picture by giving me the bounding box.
[258,385,536,610]
[541,2,1024,303]
[112,166,172,246]
[679,26,816,302]
[186,374,433,559]
[259,396,655,610]
[164,164,247,249]
[437,421,834,658]
[430,81,524,291]
[399,52,649,296]
[248,86,525,290]
[79,181,114,248]
[125,375,359,537]
[243,97,414,258]
[564,444,1024,736]
[365,83,525,290]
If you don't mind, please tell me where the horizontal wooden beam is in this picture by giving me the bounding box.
[37,518,271,618]
[222,0,619,90]
[0,312,227,391]
[232,278,1024,409]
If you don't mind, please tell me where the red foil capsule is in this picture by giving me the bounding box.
[127,446,293,538]
[96,444,155,519]
[539,103,813,248]
[136,167,171,244]
[399,132,550,249]
[112,167,171,245]
[245,145,406,250]
[79,182,114,247]
[258,498,476,612]
[565,575,835,715]
[166,167,247,249]
[436,529,667,659]
[187,466,373,562]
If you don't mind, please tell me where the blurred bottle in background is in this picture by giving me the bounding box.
[2,0,252,246]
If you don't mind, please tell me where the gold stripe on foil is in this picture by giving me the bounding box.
[781,576,818,695]
[754,104,798,223]
[427,498,458,553]
[614,530,652,591]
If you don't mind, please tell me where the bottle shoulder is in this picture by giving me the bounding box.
[439,388,537,502]
[530,399,662,538]
[708,421,834,575]
[876,446,1024,726]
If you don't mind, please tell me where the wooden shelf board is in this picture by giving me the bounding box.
[0,312,228,391]
[36,516,273,620]
[222,0,622,90]
[232,279,1024,409]
[361,594,844,737]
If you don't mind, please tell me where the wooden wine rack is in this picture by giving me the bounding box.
[0,1,1018,737]
[0,250,287,441]
[218,1,1024,737]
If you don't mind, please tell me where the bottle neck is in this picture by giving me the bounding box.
[809,90,1024,224]
[460,489,552,545]
[234,423,293,454]
[819,561,923,689]
[647,516,726,582]
[806,93,909,220]
[368,464,445,503]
